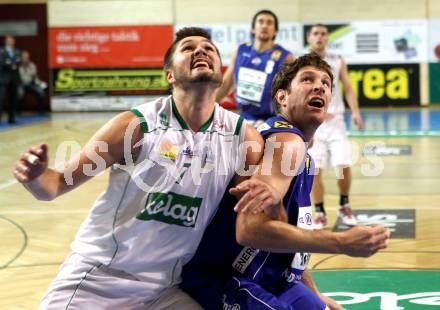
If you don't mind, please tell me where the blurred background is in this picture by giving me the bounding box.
[1,0,439,116]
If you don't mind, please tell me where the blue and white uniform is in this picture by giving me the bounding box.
[181,115,326,310]
[234,43,290,122]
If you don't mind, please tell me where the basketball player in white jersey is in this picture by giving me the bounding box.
[13,27,263,309]
[307,24,364,229]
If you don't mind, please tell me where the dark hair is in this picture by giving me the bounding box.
[306,23,328,37]
[163,27,218,71]
[271,53,334,113]
[251,9,279,40]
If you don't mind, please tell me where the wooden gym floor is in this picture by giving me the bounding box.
[0,109,439,309]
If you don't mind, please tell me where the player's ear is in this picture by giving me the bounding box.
[276,89,288,109]
[165,69,175,85]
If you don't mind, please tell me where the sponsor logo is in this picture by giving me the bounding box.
[347,63,419,106]
[223,303,241,310]
[232,246,259,274]
[54,68,168,92]
[333,209,415,238]
[136,192,202,227]
[182,146,195,158]
[251,57,262,66]
[315,270,440,309]
[256,122,270,133]
[305,212,312,225]
[271,49,282,61]
[325,292,440,308]
[274,121,294,128]
[212,119,226,130]
[282,268,304,283]
[159,112,169,127]
[159,139,178,161]
[363,144,412,156]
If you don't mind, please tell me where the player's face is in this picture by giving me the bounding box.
[167,36,222,87]
[252,13,277,42]
[307,26,328,52]
[283,66,332,126]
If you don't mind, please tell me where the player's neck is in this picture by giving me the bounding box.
[172,88,216,132]
[253,39,275,53]
[311,48,326,58]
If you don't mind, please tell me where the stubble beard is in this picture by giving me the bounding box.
[174,69,222,88]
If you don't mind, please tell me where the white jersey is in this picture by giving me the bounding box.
[71,96,246,300]
[324,52,345,115]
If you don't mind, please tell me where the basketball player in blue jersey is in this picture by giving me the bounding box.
[216,9,294,126]
[181,54,390,309]
[306,24,365,229]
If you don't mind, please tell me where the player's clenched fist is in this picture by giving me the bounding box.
[13,144,48,183]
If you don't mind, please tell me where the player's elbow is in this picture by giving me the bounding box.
[31,192,56,201]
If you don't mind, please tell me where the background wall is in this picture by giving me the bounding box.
[1,0,439,108]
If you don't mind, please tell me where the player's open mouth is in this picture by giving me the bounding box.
[308,97,325,108]
[192,58,212,70]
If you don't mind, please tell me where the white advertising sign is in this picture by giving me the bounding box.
[176,23,302,65]
[305,20,428,64]
[429,19,440,62]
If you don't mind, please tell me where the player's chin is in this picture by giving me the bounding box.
[308,110,326,124]
[191,72,222,84]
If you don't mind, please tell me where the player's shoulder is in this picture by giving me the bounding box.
[130,96,171,133]
[215,104,246,135]
[257,115,306,141]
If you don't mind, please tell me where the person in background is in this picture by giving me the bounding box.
[0,35,21,124]
[306,24,365,229]
[216,9,294,127]
[18,50,47,115]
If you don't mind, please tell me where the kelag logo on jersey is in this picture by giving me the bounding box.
[136,192,202,227]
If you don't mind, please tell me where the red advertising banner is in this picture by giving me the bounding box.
[49,25,173,68]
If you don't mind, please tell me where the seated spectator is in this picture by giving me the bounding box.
[18,50,47,115]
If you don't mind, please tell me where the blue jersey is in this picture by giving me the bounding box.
[231,115,315,295]
[181,115,315,308]
[234,43,290,121]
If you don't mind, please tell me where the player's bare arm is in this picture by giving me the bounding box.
[13,111,143,200]
[215,46,238,102]
[232,133,390,256]
[340,58,364,129]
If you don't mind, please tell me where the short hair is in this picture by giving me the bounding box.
[163,27,218,71]
[251,9,279,40]
[271,53,334,113]
[306,23,328,37]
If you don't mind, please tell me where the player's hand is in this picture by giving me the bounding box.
[352,113,364,130]
[229,179,282,218]
[340,224,390,257]
[13,144,49,183]
[320,294,345,310]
